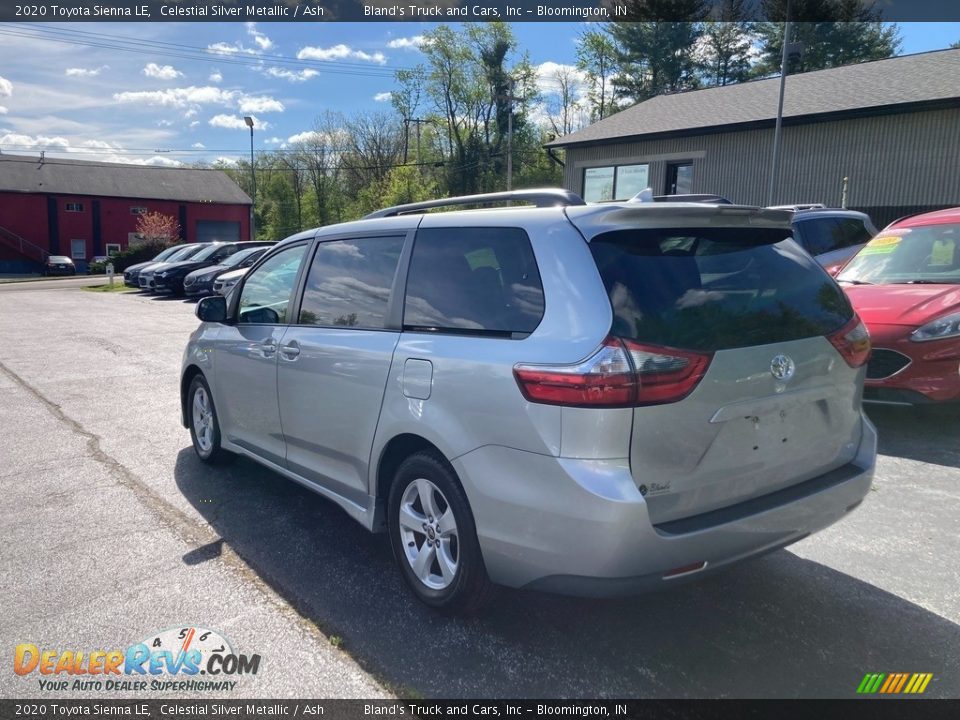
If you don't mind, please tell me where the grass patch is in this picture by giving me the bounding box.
[329,635,344,649]
[82,283,135,293]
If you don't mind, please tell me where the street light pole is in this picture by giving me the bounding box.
[244,115,256,241]
[767,3,792,206]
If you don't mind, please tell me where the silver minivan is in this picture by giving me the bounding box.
[181,190,877,613]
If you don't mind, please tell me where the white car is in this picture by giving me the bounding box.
[212,267,248,296]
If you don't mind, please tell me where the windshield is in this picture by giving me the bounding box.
[222,247,263,267]
[838,223,960,285]
[190,244,229,262]
[152,245,181,262]
[166,245,202,262]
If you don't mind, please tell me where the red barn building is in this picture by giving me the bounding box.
[0,154,252,273]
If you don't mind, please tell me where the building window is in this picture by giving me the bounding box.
[665,162,694,195]
[65,202,84,212]
[583,164,650,202]
[105,243,121,257]
[70,239,86,260]
[130,206,148,215]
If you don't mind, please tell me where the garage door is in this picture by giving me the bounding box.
[196,220,241,244]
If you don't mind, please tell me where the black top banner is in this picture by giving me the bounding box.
[3,0,959,23]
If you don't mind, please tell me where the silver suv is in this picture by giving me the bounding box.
[181,189,877,613]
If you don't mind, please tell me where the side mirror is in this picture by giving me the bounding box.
[196,295,227,323]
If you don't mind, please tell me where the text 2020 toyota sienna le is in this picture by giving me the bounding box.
[181,189,877,613]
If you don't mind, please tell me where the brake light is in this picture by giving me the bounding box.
[513,338,636,407]
[513,337,712,407]
[622,339,713,405]
[828,315,871,368]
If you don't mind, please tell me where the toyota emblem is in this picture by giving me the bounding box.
[770,354,796,381]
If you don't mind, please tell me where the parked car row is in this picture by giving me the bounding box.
[124,241,274,298]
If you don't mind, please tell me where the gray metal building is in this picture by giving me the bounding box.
[547,49,960,227]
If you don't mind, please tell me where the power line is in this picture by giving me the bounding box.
[0,24,409,79]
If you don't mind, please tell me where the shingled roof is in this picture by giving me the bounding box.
[548,48,960,148]
[0,154,251,204]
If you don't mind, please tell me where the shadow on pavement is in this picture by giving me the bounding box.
[174,448,959,699]
[867,404,960,469]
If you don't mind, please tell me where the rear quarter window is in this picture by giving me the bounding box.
[590,227,853,352]
[404,227,545,336]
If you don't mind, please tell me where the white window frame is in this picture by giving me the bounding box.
[70,239,87,260]
[130,206,148,215]
[105,243,121,257]
[65,202,84,212]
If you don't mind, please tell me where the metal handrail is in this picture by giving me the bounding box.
[0,224,49,262]
[363,188,586,219]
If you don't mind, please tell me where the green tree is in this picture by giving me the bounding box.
[698,0,756,86]
[576,30,620,121]
[754,0,901,75]
[610,0,711,102]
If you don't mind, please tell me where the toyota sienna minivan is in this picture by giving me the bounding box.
[181,189,877,613]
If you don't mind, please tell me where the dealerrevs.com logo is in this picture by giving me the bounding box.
[13,626,261,693]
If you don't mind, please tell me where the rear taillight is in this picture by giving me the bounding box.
[514,337,712,408]
[828,315,871,368]
[621,339,712,405]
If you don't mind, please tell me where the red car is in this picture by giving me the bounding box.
[838,207,960,405]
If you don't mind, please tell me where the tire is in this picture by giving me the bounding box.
[187,375,233,464]
[388,451,497,614]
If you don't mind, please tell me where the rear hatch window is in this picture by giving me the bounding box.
[590,227,853,351]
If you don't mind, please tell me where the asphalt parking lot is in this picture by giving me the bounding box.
[1,282,958,699]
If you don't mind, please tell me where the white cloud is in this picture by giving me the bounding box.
[189,120,200,128]
[156,119,175,127]
[0,75,12,98]
[66,66,107,78]
[209,114,271,131]
[373,92,392,102]
[387,35,430,51]
[264,67,319,83]
[113,86,236,109]
[143,63,183,80]
[238,95,284,113]
[183,108,198,118]
[0,132,69,149]
[535,62,587,96]
[214,156,239,166]
[297,45,386,65]
[207,41,260,57]
[246,23,273,52]
[287,130,324,145]
[0,107,8,114]
[191,142,205,149]
[264,136,282,144]
[209,69,223,83]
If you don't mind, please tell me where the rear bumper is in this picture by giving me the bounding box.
[453,415,877,596]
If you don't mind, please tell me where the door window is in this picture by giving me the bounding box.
[298,236,405,329]
[70,239,86,260]
[404,228,545,335]
[666,162,694,195]
[237,244,306,325]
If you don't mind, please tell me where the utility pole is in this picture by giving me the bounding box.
[244,116,256,241]
[406,118,427,169]
[499,79,523,191]
[767,1,792,207]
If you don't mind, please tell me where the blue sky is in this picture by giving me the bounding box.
[0,22,956,166]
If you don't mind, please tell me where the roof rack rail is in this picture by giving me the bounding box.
[767,203,828,211]
[363,188,585,219]
[653,194,733,205]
